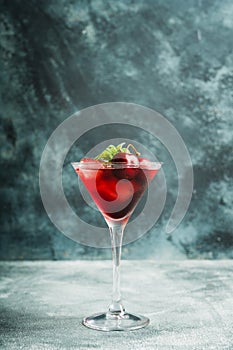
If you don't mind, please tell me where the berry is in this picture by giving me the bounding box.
[112,152,139,166]
[112,152,139,179]
[96,169,118,201]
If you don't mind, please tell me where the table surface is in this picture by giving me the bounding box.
[0,260,233,350]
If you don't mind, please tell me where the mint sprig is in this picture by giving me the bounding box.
[95,143,130,161]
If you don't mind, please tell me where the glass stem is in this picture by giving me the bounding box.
[108,223,125,316]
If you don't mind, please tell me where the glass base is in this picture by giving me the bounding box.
[82,311,150,331]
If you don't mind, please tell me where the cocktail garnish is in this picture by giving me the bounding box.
[95,143,140,162]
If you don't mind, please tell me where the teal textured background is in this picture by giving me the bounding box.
[0,0,232,259]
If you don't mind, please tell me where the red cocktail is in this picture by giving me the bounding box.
[74,163,159,223]
[72,143,162,331]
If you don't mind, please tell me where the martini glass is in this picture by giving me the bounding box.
[72,161,162,331]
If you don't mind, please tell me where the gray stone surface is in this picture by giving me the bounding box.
[0,0,233,259]
[0,260,233,349]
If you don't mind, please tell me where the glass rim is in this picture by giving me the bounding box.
[71,161,163,170]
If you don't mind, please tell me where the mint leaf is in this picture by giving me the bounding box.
[95,143,130,161]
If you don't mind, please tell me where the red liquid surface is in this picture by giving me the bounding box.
[76,165,158,223]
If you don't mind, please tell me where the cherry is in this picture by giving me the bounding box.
[112,152,139,179]
[112,152,139,166]
[96,169,118,201]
